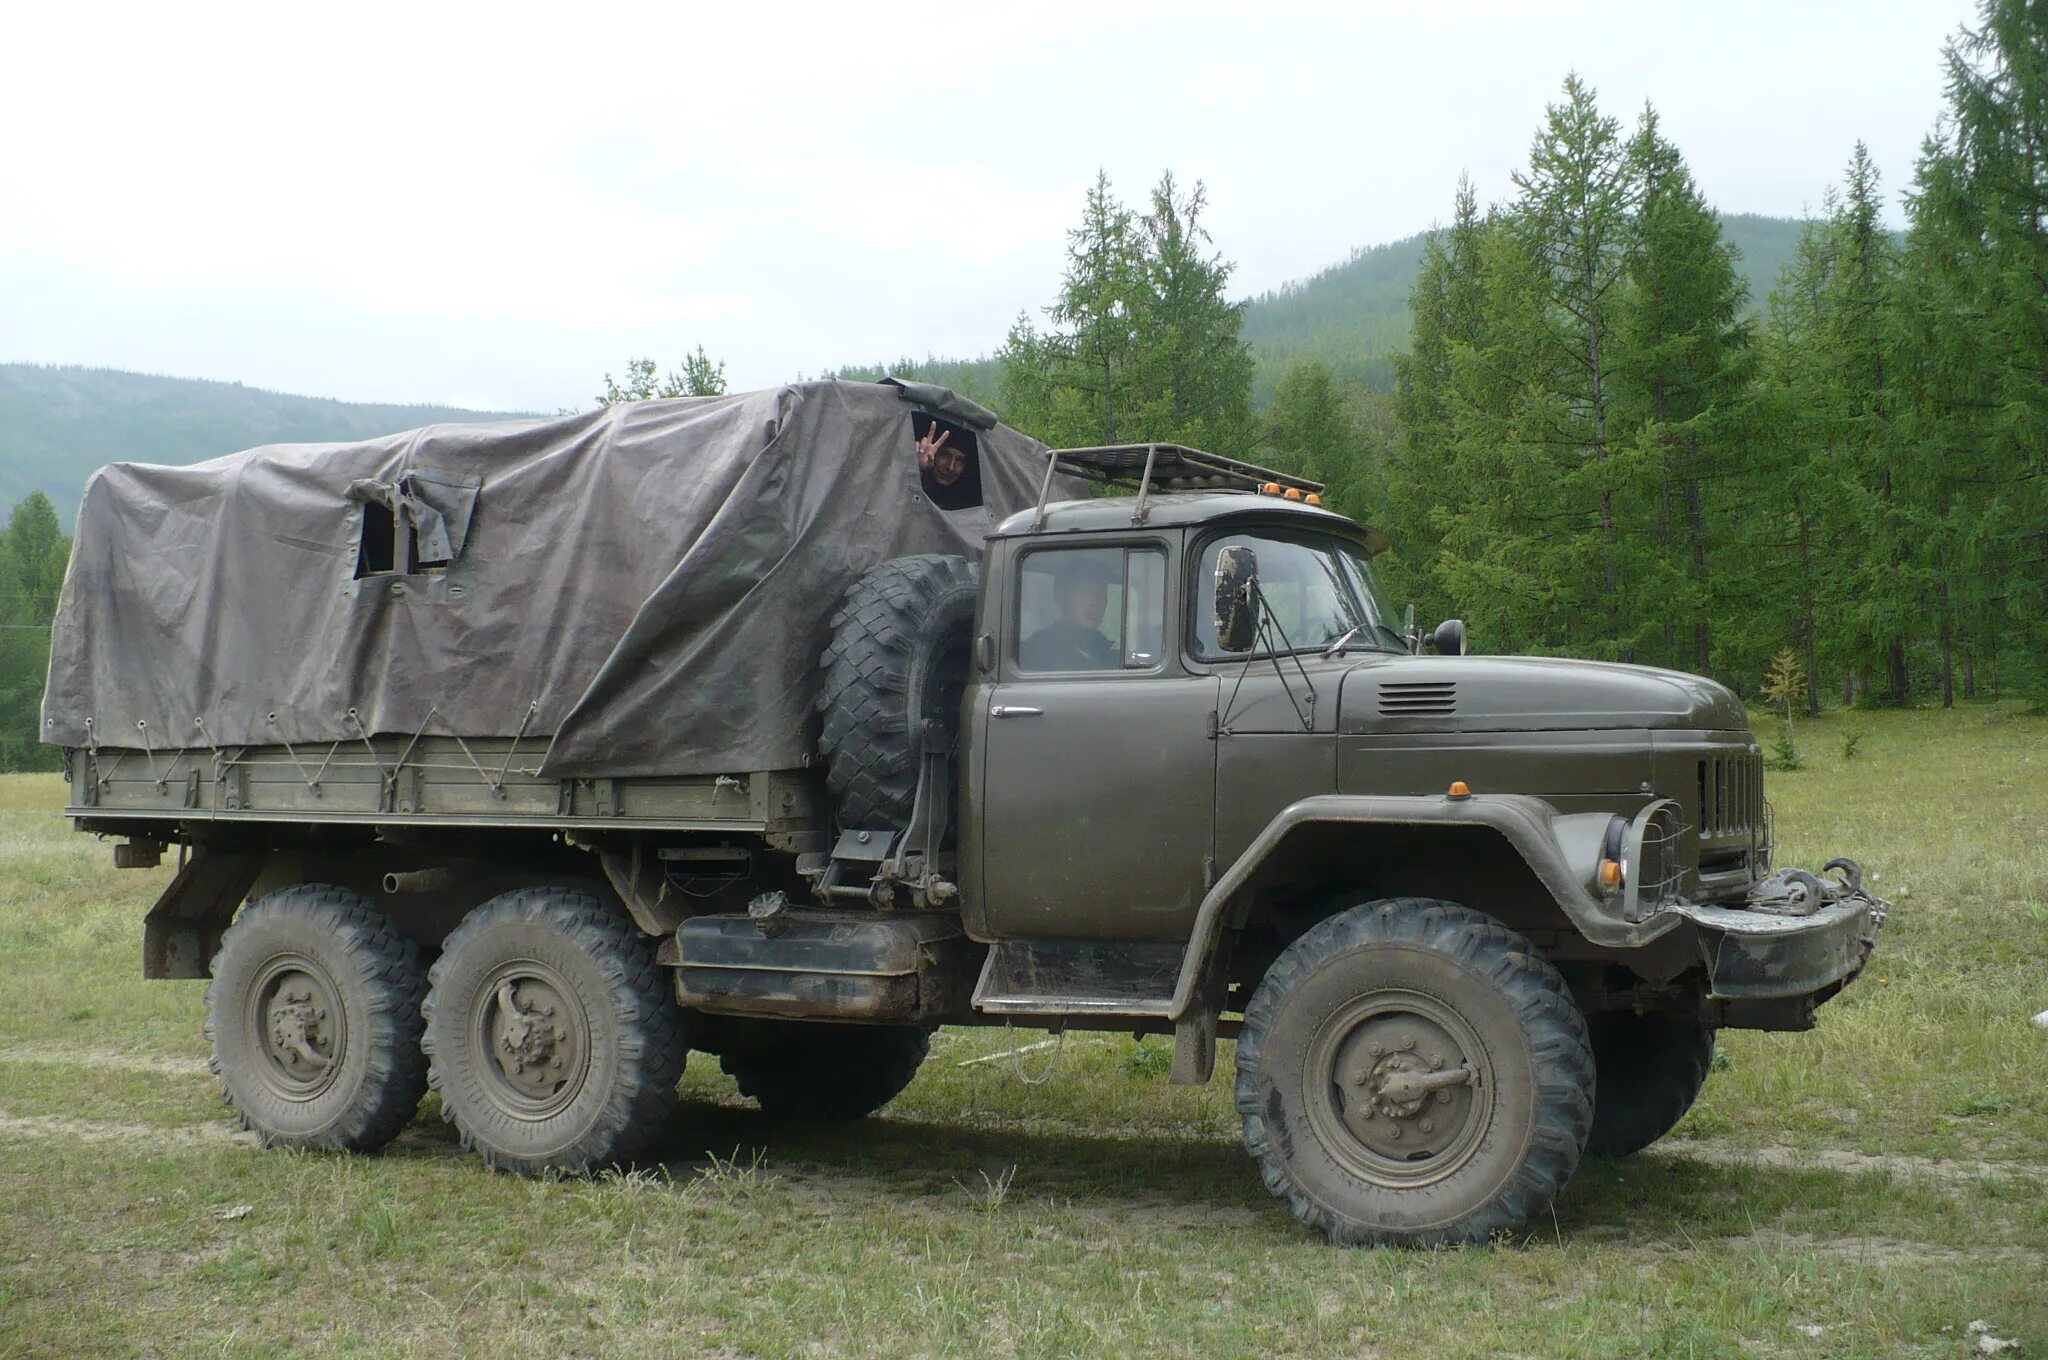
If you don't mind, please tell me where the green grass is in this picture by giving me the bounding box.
[2,704,2045,1358]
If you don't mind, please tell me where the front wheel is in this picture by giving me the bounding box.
[1235,897,1594,1247]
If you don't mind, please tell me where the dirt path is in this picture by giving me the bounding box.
[1654,1138,2048,1184]
[0,1046,210,1077]
[0,1108,255,1150]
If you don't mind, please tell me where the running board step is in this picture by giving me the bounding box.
[972,939,1181,1017]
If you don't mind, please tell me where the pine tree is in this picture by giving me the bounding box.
[999,171,1256,456]
[1754,215,1849,716]
[1613,107,1756,676]
[1388,176,1488,618]
[1266,359,1356,493]
[1825,146,1915,704]
[1505,74,1646,659]
[1898,0,2048,703]
[1130,173,1256,454]
[0,493,70,772]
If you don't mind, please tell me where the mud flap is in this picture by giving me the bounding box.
[143,848,266,978]
[1170,1007,1217,1085]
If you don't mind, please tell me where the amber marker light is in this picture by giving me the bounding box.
[1599,858,1625,889]
[1261,482,1282,495]
[1305,493,1322,506]
[1447,780,1471,799]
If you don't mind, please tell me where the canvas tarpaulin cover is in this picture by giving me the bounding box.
[43,380,1075,778]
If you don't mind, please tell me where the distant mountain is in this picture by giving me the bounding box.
[0,366,526,525]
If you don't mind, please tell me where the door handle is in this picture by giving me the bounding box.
[989,705,1043,719]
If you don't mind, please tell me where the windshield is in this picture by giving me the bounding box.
[1191,530,1404,658]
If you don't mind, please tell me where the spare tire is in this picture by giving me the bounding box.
[819,554,980,830]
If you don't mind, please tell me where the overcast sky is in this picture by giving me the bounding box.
[0,0,1976,413]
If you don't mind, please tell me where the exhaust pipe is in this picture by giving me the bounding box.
[382,868,460,896]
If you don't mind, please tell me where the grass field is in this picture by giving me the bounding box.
[1,705,2044,1358]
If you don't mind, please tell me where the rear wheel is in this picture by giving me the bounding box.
[718,1023,930,1120]
[1235,897,1594,1247]
[204,884,427,1152]
[1585,1011,1716,1157]
[423,888,688,1174]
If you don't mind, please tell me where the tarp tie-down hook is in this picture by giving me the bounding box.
[452,701,539,799]
[269,712,339,793]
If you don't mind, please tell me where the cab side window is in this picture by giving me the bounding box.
[1017,546,1166,673]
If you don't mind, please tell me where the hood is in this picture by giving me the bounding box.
[1337,654,1750,734]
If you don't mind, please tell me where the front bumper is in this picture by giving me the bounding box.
[1663,885,1885,1031]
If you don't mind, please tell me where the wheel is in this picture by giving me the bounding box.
[1585,1011,1716,1157]
[204,883,428,1152]
[818,553,979,830]
[1235,897,1594,1247]
[718,1023,930,1120]
[422,887,688,1175]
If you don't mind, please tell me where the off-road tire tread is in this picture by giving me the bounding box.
[1585,1011,1716,1158]
[720,1026,931,1120]
[1235,896,1594,1248]
[204,883,428,1154]
[422,888,688,1175]
[818,553,978,830]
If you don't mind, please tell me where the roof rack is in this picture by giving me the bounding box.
[1032,443,1325,529]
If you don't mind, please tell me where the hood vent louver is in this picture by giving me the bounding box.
[1378,680,1458,716]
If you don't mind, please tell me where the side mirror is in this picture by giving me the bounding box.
[1213,545,1261,653]
[1430,618,1467,657]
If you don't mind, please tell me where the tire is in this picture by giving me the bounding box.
[422,888,688,1175]
[204,883,428,1153]
[1235,897,1594,1247]
[719,1023,930,1120]
[819,553,979,830]
[1585,1011,1716,1158]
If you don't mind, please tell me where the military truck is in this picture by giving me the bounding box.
[44,379,1885,1246]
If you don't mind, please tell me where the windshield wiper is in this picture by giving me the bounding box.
[1323,625,1365,658]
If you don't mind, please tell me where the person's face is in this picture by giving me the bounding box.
[932,443,968,486]
[1057,578,1107,631]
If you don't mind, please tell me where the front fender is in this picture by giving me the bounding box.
[1167,792,1678,1020]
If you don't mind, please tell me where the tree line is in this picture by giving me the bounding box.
[995,0,2044,710]
[0,493,69,771]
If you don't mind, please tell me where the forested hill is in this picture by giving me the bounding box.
[836,212,1813,403]
[0,366,524,525]
[1239,212,1809,395]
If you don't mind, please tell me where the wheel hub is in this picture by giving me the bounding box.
[477,969,585,1114]
[247,960,343,1100]
[1309,994,1492,1185]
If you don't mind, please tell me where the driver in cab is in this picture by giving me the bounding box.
[1023,558,1119,671]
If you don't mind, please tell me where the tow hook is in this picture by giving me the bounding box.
[1745,856,1890,928]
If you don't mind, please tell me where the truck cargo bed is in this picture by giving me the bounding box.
[66,736,824,837]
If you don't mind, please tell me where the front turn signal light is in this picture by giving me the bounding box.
[1598,858,1625,889]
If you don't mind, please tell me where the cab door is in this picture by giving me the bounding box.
[972,537,1218,942]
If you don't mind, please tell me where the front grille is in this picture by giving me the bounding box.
[1378,681,1457,716]
[1696,751,1764,840]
